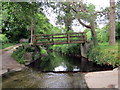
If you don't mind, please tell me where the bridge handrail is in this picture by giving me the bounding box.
[33,32,86,37]
[33,32,87,45]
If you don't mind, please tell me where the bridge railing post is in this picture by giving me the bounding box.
[33,35,37,46]
[67,33,70,43]
[52,34,54,45]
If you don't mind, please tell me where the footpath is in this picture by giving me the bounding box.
[85,67,119,89]
[0,44,25,75]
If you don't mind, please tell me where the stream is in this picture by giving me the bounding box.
[2,52,113,88]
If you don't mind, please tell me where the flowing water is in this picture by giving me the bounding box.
[2,52,113,88]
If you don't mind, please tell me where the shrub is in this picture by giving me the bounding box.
[87,45,120,67]
[12,46,26,64]
[0,34,8,43]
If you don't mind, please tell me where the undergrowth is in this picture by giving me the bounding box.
[87,44,120,67]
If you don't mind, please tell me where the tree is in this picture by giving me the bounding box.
[72,1,99,46]
[109,0,116,45]
[2,2,39,43]
[47,2,99,46]
[2,2,61,43]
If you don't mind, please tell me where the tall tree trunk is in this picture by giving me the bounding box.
[109,0,116,45]
[31,18,35,44]
[90,22,98,46]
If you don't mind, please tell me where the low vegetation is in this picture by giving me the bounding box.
[87,43,120,67]
[12,45,48,64]
[12,46,26,64]
[49,44,81,56]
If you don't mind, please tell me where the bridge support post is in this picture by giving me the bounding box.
[80,43,87,58]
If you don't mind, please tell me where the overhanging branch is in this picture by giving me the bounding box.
[72,7,91,29]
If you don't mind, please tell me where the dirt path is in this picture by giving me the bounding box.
[0,45,25,75]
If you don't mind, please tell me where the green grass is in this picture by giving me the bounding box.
[1,43,16,49]
[0,42,30,49]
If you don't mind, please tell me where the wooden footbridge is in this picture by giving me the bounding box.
[33,32,87,45]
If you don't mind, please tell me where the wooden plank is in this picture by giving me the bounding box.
[37,36,84,40]
[33,32,86,37]
[36,36,84,41]
[53,36,68,39]
[70,36,83,38]
[33,32,87,45]
[37,40,67,43]
[36,41,85,45]
[36,37,52,40]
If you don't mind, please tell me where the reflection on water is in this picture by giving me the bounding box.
[54,63,67,71]
[2,69,88,88]
[29,52,113,72]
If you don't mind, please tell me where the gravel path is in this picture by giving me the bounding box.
[0,45,25,75]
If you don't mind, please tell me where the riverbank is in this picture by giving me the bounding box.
[85,67,119,89]
[87,43,119,67]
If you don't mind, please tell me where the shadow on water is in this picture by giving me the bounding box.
[28,52,113,72]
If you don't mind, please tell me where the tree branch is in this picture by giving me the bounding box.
[77,19,91,29]
[71,7,91,29]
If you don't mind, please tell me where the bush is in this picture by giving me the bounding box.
[12,46,26,64]
[12,45,48,64]
[49,44,80,55]
[40,49,47,55]
[0,34,8,43]
[87,45,120,67]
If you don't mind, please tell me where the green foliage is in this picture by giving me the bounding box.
[0,34,8,43]
[50,44,80,55]
[2,2,62,43]
[40,49,47,55]
[12,46,26,64]
[35,13,62,35]
[84,29,92,41]
[1,43,16,49]
[12,45,49,64]
[87,44,120,67]
[96,26,109,43]
[2,2,38,42]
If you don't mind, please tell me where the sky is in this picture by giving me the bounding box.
[44,0,117,32]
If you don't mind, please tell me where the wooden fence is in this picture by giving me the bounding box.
[33,32,87,45]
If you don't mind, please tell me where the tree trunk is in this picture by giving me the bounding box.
[90,22,98,46]
[31,18,35,44]
[109,0,116,45]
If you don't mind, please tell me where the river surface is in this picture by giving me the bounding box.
[2,52,113,88]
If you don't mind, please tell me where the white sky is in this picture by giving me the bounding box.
[44,0,118,32]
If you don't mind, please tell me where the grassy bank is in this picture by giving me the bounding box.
[1,43,16,49]
[12,45,47,64]
[87,43,120,67]
[49,42,120,67]
[1,42,29,49]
